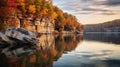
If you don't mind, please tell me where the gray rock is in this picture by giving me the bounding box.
[0,27,37,49]
[5,27,36,40]
[0,27,38,57]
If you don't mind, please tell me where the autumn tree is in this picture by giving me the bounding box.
[16,0,26,14]
[0,0,17,30]
[0,0,17,18]
[28,5,36,14]
[45,3,57,19]
[0,0,83,32]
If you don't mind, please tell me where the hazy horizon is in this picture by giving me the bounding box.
[53,0,120,24]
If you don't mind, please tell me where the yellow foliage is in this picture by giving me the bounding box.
[51,12,57,19]
[29,5,36,14]
[40,8,48,15]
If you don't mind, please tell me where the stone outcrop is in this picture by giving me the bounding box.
[0,27,38,57]
[0,27,37,49]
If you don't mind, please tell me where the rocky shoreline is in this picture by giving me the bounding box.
[0,27,38,49]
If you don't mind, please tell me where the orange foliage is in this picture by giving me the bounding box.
[28,5,36,14]
[51,12,57,19]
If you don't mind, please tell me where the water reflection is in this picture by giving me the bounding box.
[0,34,83,67]
[54,33,120,67]
[0,33,120,67]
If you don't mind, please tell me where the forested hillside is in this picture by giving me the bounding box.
[84,19,120,32]
[0,0,83,33]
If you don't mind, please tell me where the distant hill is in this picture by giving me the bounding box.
[84,19,120,32]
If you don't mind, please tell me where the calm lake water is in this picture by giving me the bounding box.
[0,33,120,67]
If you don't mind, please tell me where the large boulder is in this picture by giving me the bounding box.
[0,27,38,49]
[0,27,38,57]
[5,27,36,40]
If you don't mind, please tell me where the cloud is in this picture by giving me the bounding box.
[53,0,120,15]
[81,6,120,15]
[82,7,109,12]
[100,12,116,15]
[74,12,93,14]
[100,0,120,6]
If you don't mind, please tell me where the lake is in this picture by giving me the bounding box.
[0,33,120,67]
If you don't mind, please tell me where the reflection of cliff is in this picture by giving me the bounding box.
[84,33,120,44]
[62,34,83,51]
[0,34,83,67]
[37,34,55,50]
[54,34,83,60]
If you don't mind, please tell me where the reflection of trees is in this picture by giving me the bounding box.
[64,34,82,51]
[54,34,83,60]
[0,34,83,67]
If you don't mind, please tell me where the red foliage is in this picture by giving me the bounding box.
[7,0,17,7]
[0,7,17,18]
[0,0,18,18]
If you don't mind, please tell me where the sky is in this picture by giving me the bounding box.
[52,0,120,24]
